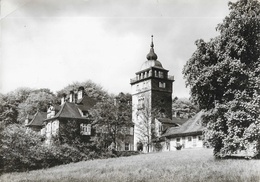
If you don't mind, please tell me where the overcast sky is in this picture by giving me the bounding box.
[1,0,233,98]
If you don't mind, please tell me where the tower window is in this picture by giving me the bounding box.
[138,98,144,110]
[159,71,164,78]
[160,109,166,118]
[159,82,166,88]
[155,70,158,77]
[136,84,139,91]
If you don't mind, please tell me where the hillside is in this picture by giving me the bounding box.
[1,149,260,182]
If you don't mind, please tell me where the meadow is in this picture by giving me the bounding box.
[1,148,259,182]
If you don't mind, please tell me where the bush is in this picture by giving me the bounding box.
[114,151,141,157]
[175,144,182,150]
[0,124,89,174]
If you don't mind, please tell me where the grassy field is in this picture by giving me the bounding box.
[1,148,259,182]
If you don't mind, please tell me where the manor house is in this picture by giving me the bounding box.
[25,87,134,151]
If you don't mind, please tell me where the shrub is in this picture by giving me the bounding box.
[0,124,89,174]
[175,144,182,150]
[115,151,141,157]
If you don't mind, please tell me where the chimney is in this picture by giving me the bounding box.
[77,86,84,100]
[69,90,74,102]
[61,93,66,105]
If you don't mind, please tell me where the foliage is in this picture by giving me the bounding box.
[172,97,199,118]
[56,80,108,101]
[56,119,91,154]
[90,92,132,151]
[153,141,163,152]
[0,95,19,126]
[183,0,260,158]
[17,89,57,123]
[135,97,159,152]
[0,124,88,174]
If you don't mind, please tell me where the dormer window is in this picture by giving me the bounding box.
[80,124,91,135]
[82,111,89,117]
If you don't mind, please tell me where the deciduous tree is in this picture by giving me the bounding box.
[183,0,260,158]
[90,92,132,151]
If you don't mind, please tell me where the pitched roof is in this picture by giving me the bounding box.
[76,95,97,111]
[172,118,190,125]
[45,102,87,121]
[27,111,47,126]
[156,117,189,126]
[162,111,205,138]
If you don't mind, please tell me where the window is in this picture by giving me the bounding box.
[80,123,91,135]
[130,127,134,135]
[125,143,130,151]
[46,123,51,133]
[137,98,144,110]
[82,111,89,117]
[159,109,166,118]
[41,128,46,135]
[176,138,181,142]
[198,136,202,140]
[155,70,158,77]
[188,136,192,141]
[52,121,59,135]
[159,71,164,78]
[159,82,166,88]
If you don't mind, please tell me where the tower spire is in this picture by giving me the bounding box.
[151,35,154,48]
[146,35,158,60]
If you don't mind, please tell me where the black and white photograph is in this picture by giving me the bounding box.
[0,0,260,181]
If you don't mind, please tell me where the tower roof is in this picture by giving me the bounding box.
[141,35,163,70]
[146,35,158,61]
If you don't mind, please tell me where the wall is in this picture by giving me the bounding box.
[160,135,203,152]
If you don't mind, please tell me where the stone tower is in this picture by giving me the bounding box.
[130,36,174,152]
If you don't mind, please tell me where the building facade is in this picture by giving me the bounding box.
[26,87,134,151]
[160,111,205,151]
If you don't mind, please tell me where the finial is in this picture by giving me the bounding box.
[151,35,154,48]
[146,35,158,60]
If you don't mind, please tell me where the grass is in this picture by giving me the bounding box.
[1,148,259,182]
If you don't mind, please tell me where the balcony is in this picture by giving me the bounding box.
[130,75,174,84]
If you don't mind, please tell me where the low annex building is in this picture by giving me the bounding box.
[160,111,205,151]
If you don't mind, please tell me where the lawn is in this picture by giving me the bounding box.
[1,148,259,182]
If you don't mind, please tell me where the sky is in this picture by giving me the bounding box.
[0,0,233,98]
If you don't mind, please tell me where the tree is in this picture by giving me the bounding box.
[0,88,32,126]
[183,0,260,158]
[89,92,132,151]
[172,97,199,118]
[17,89,57,123]
[56,80,108,101]
[0,94,19,126]
[135,97,159,153]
